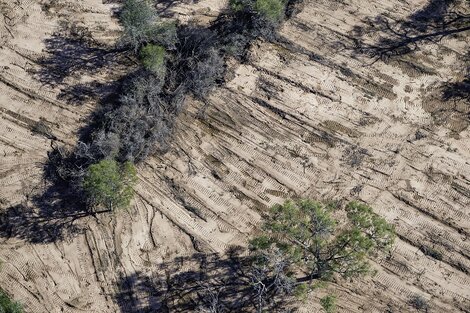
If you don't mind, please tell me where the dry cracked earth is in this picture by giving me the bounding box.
[0,0,469,312]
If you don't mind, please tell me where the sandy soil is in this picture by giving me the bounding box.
[0,0,469,312]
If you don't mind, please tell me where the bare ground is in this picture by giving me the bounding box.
[0,0,469,312]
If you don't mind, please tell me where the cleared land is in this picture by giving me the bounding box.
[0,0,469,312]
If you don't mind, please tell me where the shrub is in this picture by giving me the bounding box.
[140,44,166,76]
[120,0,178,51]
[165,26,225,99]
[409,294,429,312]
[150,21,178,50]
[86,73,176,163]
[320,295,337,313]
[254,0,286,22]
[120,0,157,51]
[188,48,224,99]
[0,290,23,313]
[229,0,287,23]
[83,159,137,211]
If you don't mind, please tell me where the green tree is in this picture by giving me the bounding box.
[140,44,166,76]
[250,199,395,286]
[0,290,23,313]
[145,199,394,312]
[83,159,137,212]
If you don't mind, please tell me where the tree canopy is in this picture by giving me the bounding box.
[82,159,137,212]
[251,200,395,282]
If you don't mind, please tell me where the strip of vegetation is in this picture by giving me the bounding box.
[45,0,303,213]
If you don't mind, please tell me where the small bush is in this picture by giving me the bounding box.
[0,290,23,313]
[293,283,308,299]
[229,0,287,23]
[120,0,157,51]
[83,159,136,211]
[420,245,443,261]
[140,44,166,76]
[320,294,337,313]
[254,0,286,22]
[188,48,224,99]
[31,118,55,140]
[409,294,429,312]
[225,0,287,44]
[120,0,177,51]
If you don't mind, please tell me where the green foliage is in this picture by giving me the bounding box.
[251,199,395,280]
[320,294,337,313]
[0,290,23,313]
[120,0,157,51]
[229,0,287,22]
[229,0,245,12]
[346,201,395,251]
[293,283,309,300]
[120,0,177,51]
[83,159,137,211]
[140,44,166,75]
[254,0,286,22]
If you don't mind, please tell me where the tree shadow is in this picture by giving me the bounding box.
[113,250,292,313]
[350,0,470,61]
[36,36,111,85]
[0,79,134,244]
[34,22,129,105]
[0,185,89,244]
[442,51,470,102]
[348,0,470,131]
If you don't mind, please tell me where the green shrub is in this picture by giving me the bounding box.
[83,159,137,211]
[229,0,246,11]
[120,0,177,51]
[0,290,23,313]
[254,0,286,22]
[120,0,157,51]
[140,44,166,75]
[229,0,286,22]
[320,294,337,313]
